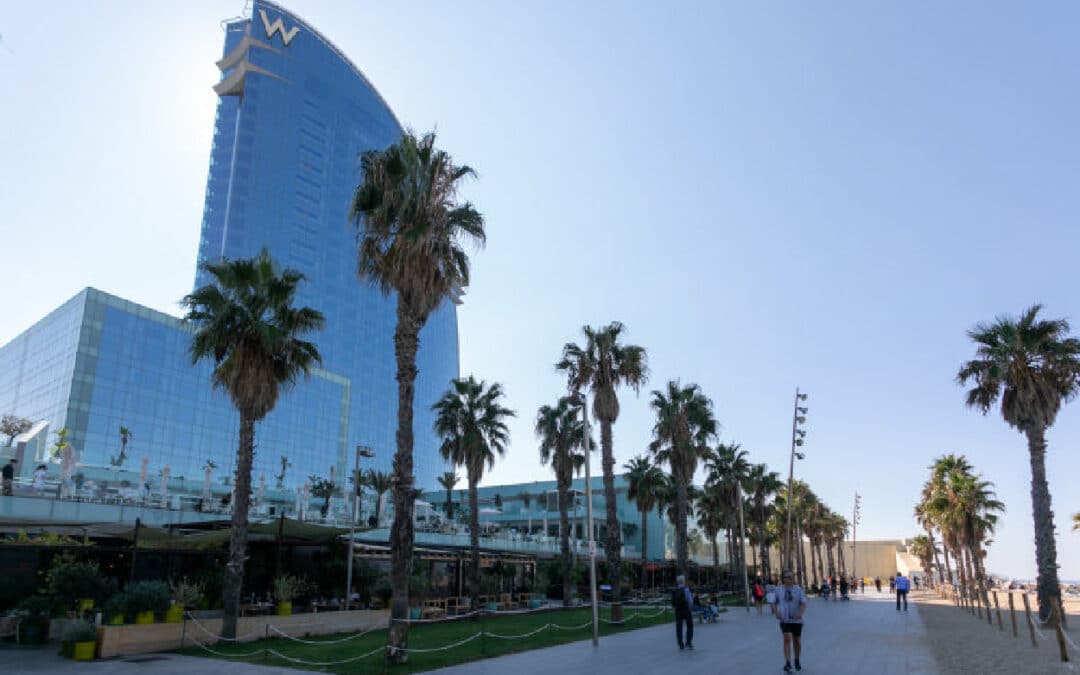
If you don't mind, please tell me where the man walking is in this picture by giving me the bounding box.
[671,574,694,650]
[773,569,806,672]
[1,459,15,496]
[895,571,910,611]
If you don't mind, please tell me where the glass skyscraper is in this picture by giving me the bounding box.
[0,1,457,492]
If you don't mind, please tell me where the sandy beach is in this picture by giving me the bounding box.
[915,590,1079,674]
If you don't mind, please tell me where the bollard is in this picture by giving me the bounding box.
[1052,603,1070,663]
[1008,592,1018,638]
[992,591,1004,631]
[985,590,994,627]
[1021,592,1039,648]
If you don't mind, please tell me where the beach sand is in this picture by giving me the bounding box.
[915,590,1079,674]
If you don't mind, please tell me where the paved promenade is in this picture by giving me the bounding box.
[431,590,939,675]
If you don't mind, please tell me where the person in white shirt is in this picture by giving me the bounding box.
[773,569,807,673]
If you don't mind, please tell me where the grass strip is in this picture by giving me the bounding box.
[181,605,690,673]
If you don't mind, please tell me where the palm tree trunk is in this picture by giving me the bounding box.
[220,413,255,639]
[387,311,420,664]
[675,475,689,576]
[826,541,836,579]
[598,419,623,619]
[942,544,955,589]
[712,533,720,591]
[559,475,573,606]
[445,489,453,523]
[640,508,648,590]
[970,540,993,624]
[1025,425,1063,625]
[796,525,807,587]
[469,471,481,613]
[928,530,943,590]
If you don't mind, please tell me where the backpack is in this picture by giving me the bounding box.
[671,586,690,613]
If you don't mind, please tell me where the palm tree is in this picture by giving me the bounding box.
[909,535,936,583]
[696,487,726,590]
[111,426,132,467]
[363,469,393,527]
[433,377,515,613]
[1073,513,1080,532]
[351,130,485,660]
[536,396,587,606]
[746,463,782,579]
[182,250,324,639]
[557,322,647,617]
[437,471,459,523]
[623,455,666,589]
[648,380,717,576]
[957,305,1080,624]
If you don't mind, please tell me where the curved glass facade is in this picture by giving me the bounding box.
[0,2,457,493]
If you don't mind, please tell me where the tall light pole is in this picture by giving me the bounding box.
[852,491,862,583]
[570,392,599,647]
[784,387,808,572]
[735,478,750,612]
[345,444,374,609]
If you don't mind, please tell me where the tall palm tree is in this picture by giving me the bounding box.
[351,130,485,660]
[624,455,666,588]
[746,463,782,579]
[536,396,586,606]
[182,250,324,639]
[557,322,647,617]
[696,487,726,590]
[957,305,1080,624]
[649,380,717,576]
[909,535,936,582]
[433,377,515,613]
[110,426,132,467]
[437,471,459,523]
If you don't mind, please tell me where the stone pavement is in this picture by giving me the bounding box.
[1,649,302,675]
[430,589,940,675]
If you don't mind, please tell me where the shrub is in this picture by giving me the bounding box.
[102,593,128,623]
[371,576,392,605]
[124,581,171,620]
[16,594,58,620]
[272,575,308,603]
[45,554,114,609]
[62,619,97,643]
[170,578,203,609]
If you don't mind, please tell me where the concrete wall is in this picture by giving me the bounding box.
[97,609,390,658]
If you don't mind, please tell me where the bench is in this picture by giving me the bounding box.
[0,615,21,642]
[446,596,469,615]
[421,599,446,620]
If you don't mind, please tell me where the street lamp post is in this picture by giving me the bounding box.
[346,444,374,609]
[736,479,750,612]
[571,392,599,647]
[852,491,862,584]
[784,388,808,573]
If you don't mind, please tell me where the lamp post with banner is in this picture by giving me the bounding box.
[345,444,374,608]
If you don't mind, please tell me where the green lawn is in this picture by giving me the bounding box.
[181,605,682,673]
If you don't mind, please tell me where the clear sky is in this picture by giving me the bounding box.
[1,1,1078,580]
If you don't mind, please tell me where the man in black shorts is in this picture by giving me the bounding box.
[772,569,806,672]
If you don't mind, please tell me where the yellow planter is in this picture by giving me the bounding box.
[108,615,124,626]
[78,598,95,612]
[134,611,155,625]
[276,601,292,616]
[164,605,184,623]
[72,641,96,661]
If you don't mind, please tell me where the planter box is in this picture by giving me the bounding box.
[165,605,184,624]
[276,601,292,616]
[98,609,390,659]
[135,611,155,625]
[72,641,95,660]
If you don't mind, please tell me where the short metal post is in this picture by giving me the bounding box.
[1008,592,1018,638]
[1052,603,1070,662]
[1022,593,1038,648]
[992,590,1003,631]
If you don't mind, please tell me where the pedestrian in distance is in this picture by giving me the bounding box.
[671,574,694,650]
[895,571,910,611]
[1,459,16,496]
[753,579,766,615]
[874,577,882,593]
[32,464,46,494]
[773,569,807,673]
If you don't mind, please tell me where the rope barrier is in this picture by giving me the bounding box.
[184,613,263,642]
[267,623,382,644]
[187,635,266,658]
[392,631,485,653]
[483,624,556,640]
[265,645,385,666]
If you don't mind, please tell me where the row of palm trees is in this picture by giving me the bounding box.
[913,454,1003,619]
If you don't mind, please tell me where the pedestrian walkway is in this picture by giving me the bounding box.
[430,590,939,675]
[3,649,303,675]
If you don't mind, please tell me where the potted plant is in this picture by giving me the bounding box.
[125,581,170,624]
[15,595,54,644]
[370,576,392,610]
[102,594,127,625]
[45,554,112,616]
[62,619,97,661]
[273,574,305,616]
[167,578,203,623]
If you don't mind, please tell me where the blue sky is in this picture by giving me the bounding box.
[1,1,1078,579]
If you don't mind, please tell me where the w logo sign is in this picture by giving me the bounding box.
[259,9,299,46]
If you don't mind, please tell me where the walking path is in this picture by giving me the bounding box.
[3,649,303,675]
[431,590,939,674]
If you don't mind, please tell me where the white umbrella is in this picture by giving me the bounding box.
[302,482,310,521]
[202,465,213,504]
[295,486,302,517]
[59,446,76,498]
[257,473,266,509]
[160,466,171,508]
[139,457,149,493]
